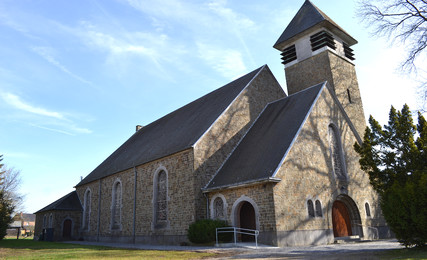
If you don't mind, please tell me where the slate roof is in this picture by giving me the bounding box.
[76,65,269,187]
[274,0,357,50]
[35,191,82,213]
[204,82,326,191]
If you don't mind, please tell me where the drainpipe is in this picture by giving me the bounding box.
[97,179,102,242]
[203,193,209,219]
[133,167,137,244]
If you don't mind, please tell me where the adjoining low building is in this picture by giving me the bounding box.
[34,191,82,241]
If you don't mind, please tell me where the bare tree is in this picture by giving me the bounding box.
[358,0,427,111]
[358,0,427,72]
[1,166,24,212]
[0,156,24,213]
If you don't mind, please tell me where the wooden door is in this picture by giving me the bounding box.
[239,202,256,242]
[332,201,352,237]
[62,219,72,238]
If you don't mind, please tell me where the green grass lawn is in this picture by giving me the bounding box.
[380,247,427,259]
[0,239,218,259]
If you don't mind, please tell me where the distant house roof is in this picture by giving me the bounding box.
[274,0,357,50]
[76,65,271,187]
[35,191,82,214]
[9,221,22,228]
[204,82,326,191]
[21,213,36,222]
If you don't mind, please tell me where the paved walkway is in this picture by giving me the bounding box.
[64,239,404,259]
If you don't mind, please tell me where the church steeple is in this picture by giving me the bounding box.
[274,0,366,136]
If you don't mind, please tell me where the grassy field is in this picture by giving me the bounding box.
[0,239,218,259]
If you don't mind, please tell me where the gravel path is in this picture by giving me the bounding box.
[64,239,404,259]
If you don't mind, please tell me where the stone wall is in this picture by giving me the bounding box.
[272,87,387,247]
[76,149,195,244]
[285,50,366,136]
[194,66,286,220]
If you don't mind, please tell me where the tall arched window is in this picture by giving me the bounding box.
[82,189,91,230]
[43,215,47,228]
[154,169,168,228]
[48,214,53,228]
[328,124,347,180]
[307,200,315,218]
[213,197,225,220]
[315,200,323,217]
[111,180,122,230]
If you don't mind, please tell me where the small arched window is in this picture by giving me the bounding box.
[315,200,323,217]
[307,200,315,218]
[82,189,91,230]
[111,180,122,230]
[154,169,168,228]
[365,202,371,217]
[213,197,225,220]
[328,124,347,180]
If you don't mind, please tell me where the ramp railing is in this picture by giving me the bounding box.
[215,227,259,249]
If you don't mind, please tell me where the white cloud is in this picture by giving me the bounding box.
[32,46,92,85]
[2,92,65,119]
[197,42,246,79]
[1,93,92,135]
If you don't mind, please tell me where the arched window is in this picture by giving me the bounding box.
[154,169,168,228]
[365,202,371,217]
[213,197,225,220]
[82,189,91,230]
[43,215,47,228]
[111,180,122,230]
[315,200,323,217]
[48,214,53,228]
[307,200,315,218]
[328,124,347,180]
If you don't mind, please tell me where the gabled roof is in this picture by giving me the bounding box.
[76,66,269,187]
[204,82,326,191]
[35,191,82,214]
[274,0,357,50]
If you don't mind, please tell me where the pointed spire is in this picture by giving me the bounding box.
[274,0,356,50]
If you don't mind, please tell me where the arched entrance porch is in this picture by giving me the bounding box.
[332,195,363,238]
[231,196,260,242]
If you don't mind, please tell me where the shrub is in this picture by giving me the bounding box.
[187,219,232,244]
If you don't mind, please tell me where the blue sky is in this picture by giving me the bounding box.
[0,0,425,213]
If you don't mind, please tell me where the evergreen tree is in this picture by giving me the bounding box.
[0,155,14,240]
[354,105,427,247]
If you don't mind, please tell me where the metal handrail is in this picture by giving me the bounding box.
[216,227,259,249]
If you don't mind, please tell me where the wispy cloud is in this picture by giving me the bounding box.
[32,46,92,85]
[197,42,246,79]
[1,93,92,135]
[2,93,65,119]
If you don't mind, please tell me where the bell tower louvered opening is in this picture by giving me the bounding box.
[281,45,297,65]
[310,31,336,51]
[343,42,355,60]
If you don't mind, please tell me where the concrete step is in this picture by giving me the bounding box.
[334,235,361,244]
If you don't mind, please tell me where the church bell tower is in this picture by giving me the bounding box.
[274,0,366,136]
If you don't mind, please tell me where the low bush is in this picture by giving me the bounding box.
[187,219,232,244]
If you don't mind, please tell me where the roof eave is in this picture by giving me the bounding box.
[202,177,281,193]
[274,20,357,51]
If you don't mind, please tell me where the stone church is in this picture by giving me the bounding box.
[34,1,390,246]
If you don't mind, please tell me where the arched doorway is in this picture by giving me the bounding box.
[332,195,363,238]
[62,219,72,238]
[239,201,256,242]
[332,201,352,237]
